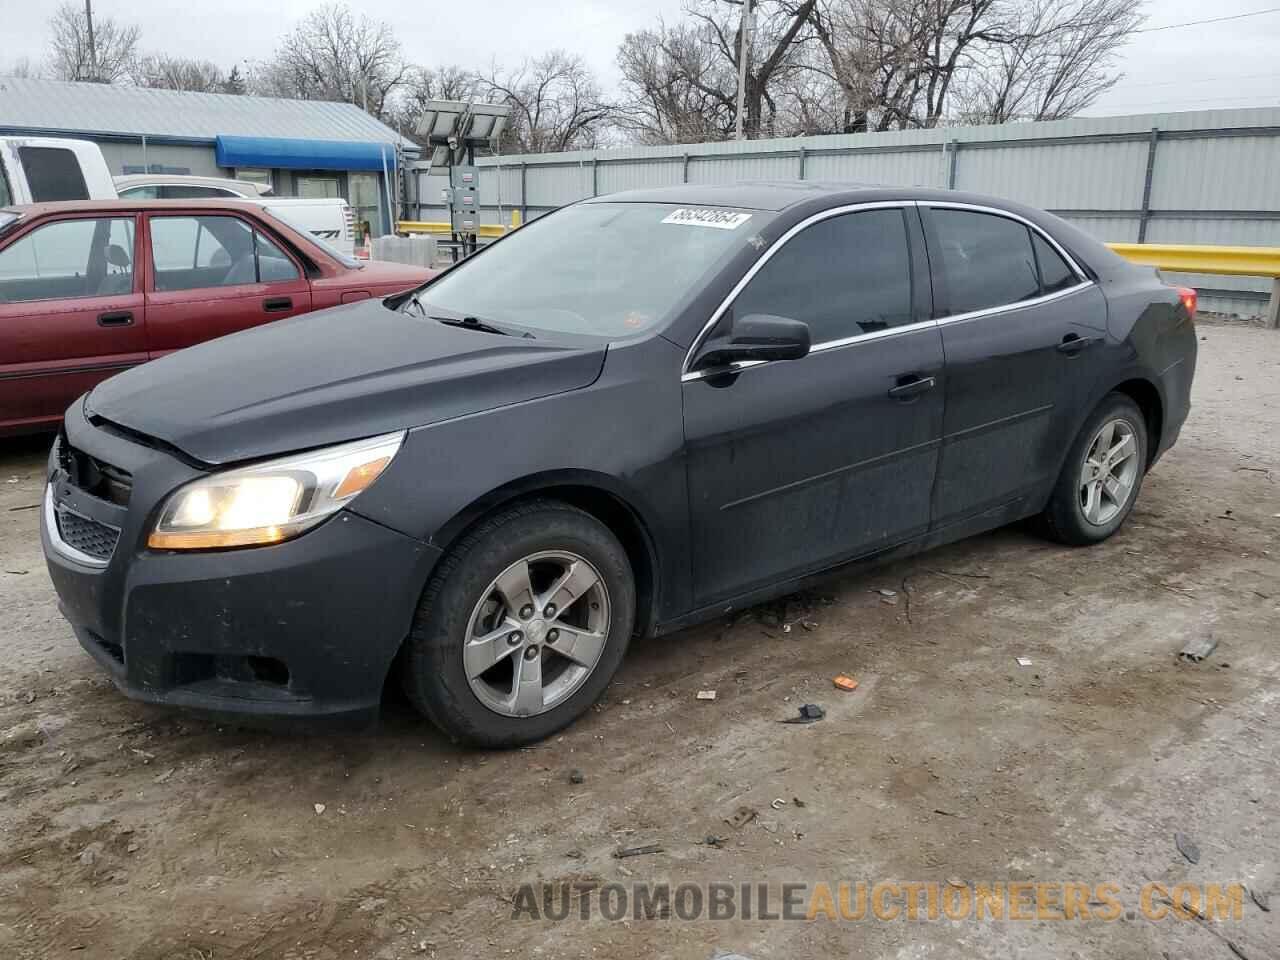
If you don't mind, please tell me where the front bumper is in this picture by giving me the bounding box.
[42,405,441,727]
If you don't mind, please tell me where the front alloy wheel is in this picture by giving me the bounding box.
[402,500,635,747]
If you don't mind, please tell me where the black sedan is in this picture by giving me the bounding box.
[41,182,1197,746]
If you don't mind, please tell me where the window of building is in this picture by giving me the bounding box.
[731,208,914,343]
[149,215,298,291]
[235,168,274,191]
[18,147,89,202]
[0,217,135,303]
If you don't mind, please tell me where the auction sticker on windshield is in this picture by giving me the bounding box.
[661,208,752,229]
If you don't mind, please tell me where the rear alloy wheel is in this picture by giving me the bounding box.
[1042,392,1148,545]
[402,501,634,747]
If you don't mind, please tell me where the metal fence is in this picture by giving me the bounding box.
[408,106,1280,317]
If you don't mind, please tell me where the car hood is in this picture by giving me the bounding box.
[85,300,606,465]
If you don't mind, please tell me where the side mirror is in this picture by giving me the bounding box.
[696,314,811,370]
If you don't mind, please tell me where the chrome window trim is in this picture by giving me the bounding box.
[43,485,112,568]
[681,200,913,378]
[680,198,1096,385]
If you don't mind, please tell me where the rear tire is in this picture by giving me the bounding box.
[402,500,634,747]
[1041,392,1148,545]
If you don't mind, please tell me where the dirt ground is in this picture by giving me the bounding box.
[1,321,1277,960]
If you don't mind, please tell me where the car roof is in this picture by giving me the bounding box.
[2,198,277,217]
[583,180,1028,212]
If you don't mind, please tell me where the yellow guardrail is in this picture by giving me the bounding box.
[1106,242,1280,279]
[396,220,511,239]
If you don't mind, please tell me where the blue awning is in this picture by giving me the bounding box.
[215,135,397,172]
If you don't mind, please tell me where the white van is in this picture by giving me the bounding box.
[0,136,116,205]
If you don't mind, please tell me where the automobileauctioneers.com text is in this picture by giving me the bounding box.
[511,880,1244,923]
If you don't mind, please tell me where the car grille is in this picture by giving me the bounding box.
[57,435,132,506]
[55,505,121,562]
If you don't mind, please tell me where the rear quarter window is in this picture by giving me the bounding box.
[18,147,90,202]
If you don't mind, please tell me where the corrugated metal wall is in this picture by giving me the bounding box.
[410,107,1280,317]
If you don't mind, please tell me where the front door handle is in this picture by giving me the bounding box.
[887,375,936,400]
[97,311,133,327]
[263,296,293,313]
[1057,333,1100,354]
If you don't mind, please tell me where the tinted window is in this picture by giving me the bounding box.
[1033,232,1077,294]
[18,147,90,202]
[732,209,913,342]
[932,209,1039,315]
[0,163,11,207]
[150,215,297,290]
[159,184,240,199]
[0,217,134,303]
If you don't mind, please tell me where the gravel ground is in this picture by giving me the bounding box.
[0,320,1277,960]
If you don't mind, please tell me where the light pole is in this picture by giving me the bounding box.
[84,0,98,82]
[734,0,754,140]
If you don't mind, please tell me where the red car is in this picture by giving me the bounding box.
[0,199,433,437]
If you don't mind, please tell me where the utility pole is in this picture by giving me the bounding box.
[733,0,754,140]
[84,0,98,82]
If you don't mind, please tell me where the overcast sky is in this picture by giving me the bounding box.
[3,0,1278,118]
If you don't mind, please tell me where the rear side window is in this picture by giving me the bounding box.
[732,208,913,342]
[932,209,1039,316]
[119,185,159,200]
[0,162,11,207]
[149,215,299,291]
[159,184,241,199]
[0,217,135,303]
[1032,233,1078,294]
[18,147,90,202]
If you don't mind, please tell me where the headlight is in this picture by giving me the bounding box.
[147,431,405,550]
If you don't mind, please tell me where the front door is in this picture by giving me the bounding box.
[0,214,146,432]
[920,204,1108,528]
[143,212,313,356]
[682,205,945,606]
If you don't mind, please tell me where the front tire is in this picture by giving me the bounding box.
[402,500,635,747]
[1041,392,1148,545]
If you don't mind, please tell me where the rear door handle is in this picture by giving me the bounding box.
[887,375,936,400]
[1057,333,1100,354]
[263,297,293,313]
[97,311,134,327]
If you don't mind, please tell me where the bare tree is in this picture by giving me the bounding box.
[135,55,226,93]
[481,51,614,153]
[251,3,408,118]
[1,57,41,79]
[48,1,140,83]
[616,21,739,143]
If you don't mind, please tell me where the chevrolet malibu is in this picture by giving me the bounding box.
[41,183,1197,746]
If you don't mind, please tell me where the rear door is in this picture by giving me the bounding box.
[921,203,1106,529]
[143,212,313,356]
[0,214,146,432]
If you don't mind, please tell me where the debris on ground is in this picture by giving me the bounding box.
[153,768,176,784]
[77,842,105,867]
[1179,634,1219,663]
[875,588,899,606]
[725,806,758,829]
[703,835,727,848]
[696,690,717,701]
[1248,885,1271,912]
[770,798,786,810]
[779,703,825,724]
[1015,657,1033,667]
[568,768,585,785]
[313,803,326,816]
[565,848,584,860]
[757,818,779,834]
[800,620,818,631]
[833,675,858,691]
[1175,832,1201,864]
[613,843,663,859]
[792,797,806,808]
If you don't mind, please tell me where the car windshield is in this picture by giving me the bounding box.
[0,211,20,237]
[418,202,770,337]
[263,207,361,269]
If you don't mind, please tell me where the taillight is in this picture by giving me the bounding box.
[1177,286,1197,317]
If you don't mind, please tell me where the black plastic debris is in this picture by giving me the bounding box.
[1175,832,1201,864]
[779,703,826,724]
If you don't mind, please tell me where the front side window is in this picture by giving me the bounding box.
[18,147,90,202]
[0,217,134,304]
[730,208,913,343]
[932,209,1040,316]
[419,202,772,338]
[149,215,298,291]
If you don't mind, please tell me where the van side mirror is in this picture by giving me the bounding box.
[695,314,811,370]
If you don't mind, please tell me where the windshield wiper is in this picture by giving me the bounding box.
[430,314,513,337]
